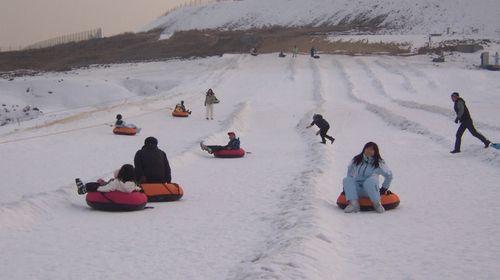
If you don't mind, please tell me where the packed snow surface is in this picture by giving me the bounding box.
[144,0,500,38]
[1,53,499,279]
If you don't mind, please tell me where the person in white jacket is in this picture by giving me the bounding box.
[75,164,141,194]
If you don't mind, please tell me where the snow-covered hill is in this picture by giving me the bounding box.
[144,0,500,37]
[1,52,500,279]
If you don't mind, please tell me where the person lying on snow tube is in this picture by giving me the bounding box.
[342,142,393,214]
[115,114,141,132]
[174,101,191,114]
[200,132,240,154]
[75,164,141,195]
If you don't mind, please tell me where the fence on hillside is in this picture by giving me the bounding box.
[24,28,102,50]
[163,0,233,16]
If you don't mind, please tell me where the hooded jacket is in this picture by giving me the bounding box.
[347,155,393,189]
[134,142,171,184]
[310,114,330,129]
[225,138,240,150]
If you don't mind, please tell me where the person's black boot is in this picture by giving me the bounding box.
[450,150,460,154]
[485,140,491,148]
[330,137,335,144]
[75,178,86,195]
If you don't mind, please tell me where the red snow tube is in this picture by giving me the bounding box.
[113,127,137,135]
[172,111,190,117]
[86,191,147,211]
[336,191,400,211]
[213,148,246,158]
[141,183,184,202]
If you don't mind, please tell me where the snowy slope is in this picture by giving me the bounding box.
[144,0,500,37]
[1,53,500,279]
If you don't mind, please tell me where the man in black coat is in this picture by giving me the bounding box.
[134,137,172,183]
[450,92,490,153]
[306,114,335,144]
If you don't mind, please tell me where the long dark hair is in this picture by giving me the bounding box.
[352,142,383,168]
[116,164,135,183]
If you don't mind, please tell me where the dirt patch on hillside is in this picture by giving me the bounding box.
[0,26,411,73]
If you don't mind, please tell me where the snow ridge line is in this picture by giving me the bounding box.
[334,58,500,166]
[371,59,500,133]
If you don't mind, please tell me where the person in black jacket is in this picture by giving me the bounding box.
[306,114,335,144]
[450,92,490,153]
[134,137,172,183]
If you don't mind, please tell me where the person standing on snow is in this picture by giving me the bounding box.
[134,137,172,184]
[310,47,316,58]
[292,45,299,58]
[342,142,393,214]
[450,92,490,153]
[495,52,499,66]
[200,132,240,154]
[204,89,219,120]
[306,114,335,144]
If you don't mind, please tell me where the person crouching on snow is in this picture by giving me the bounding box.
[200,132,240,154]
[115,114,140,130]
[75,164,141,195]
[306,114,335,144]
[342,142,393,214]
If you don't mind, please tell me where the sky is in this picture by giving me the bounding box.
[0,0,186,51]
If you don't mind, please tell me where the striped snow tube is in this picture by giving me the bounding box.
[141,183,184,202]
[172,111,190,117]
[113,127,137,135]
[336,191,400,211]
[86,191,147,211]
[213,148,245,158]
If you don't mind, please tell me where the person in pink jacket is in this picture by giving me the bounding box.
[75,164,141,194]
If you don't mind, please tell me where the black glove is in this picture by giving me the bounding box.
[454,118,459,124]
[379,188,388,195]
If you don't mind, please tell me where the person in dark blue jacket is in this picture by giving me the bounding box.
[306,114,335,144]
[200,132,240,154]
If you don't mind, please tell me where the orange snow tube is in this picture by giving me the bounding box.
[113,127,137,135]
[336,191,400,211]
[172,111,190,117]
[141,183,184,202]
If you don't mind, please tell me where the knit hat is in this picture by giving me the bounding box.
[451,92,460,97]
[116,114,122,120]
[227,132,236,136]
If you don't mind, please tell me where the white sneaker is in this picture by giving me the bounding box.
[344,200,360,213]
[373,202,385,213]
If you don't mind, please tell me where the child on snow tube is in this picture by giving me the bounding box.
[200,132,240,154]
[115,114,140,130]
[174,101,191,114]
[75,164,142,195]
[342,142,393,214]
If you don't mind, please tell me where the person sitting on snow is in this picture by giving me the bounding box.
[174,100,191,114]
[306,114,335,144]
[75,164,141,195]
[200,132,240,154]
[115,114,139,130]
[342,142,393,214]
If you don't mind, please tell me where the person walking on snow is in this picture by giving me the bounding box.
[204,89,219,120]
[134,137,172,184]
[306,114,335,144]
[200,132,240,154]
[342,142,393,214]
[310,47,316,58]
[495,52,499,66]
[75,164,141,195]
[450,92,490,153]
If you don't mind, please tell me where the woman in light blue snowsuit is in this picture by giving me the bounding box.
[343,142,393,213]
